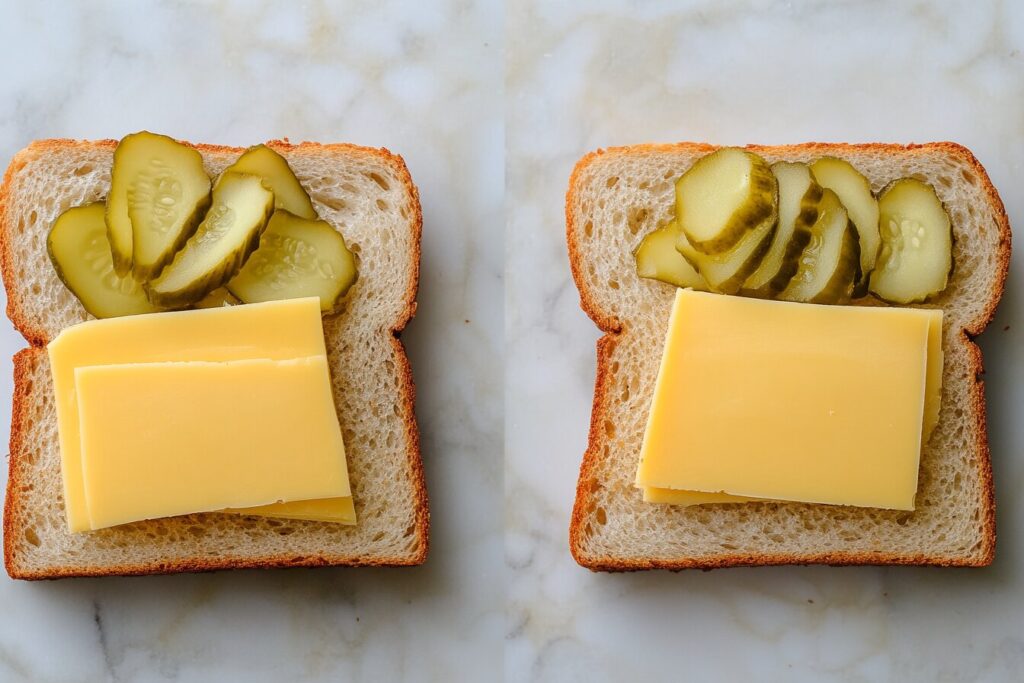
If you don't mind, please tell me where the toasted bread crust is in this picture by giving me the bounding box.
[567,142,1009,571]
[1,137,428,578]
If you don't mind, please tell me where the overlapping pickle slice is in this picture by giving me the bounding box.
[48,203,162,318]
[676,216,775,295]
[810,157,880,297]
[227,210,358,311]
[675,148,777,255]
[107,131,211,280]
[145,172,274,308]
[743,162,822,296]
[222,144,317,219]
[869,179,952,304]
[634,220,708,290]
[779,189,861,304]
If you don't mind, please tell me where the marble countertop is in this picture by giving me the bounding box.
[506,1,1023,681]
[0,1,502,681]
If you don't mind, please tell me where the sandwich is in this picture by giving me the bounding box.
[566,142,1010,571]
[1,133,428,578]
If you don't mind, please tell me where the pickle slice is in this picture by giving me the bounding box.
[869,178,952,304]
[48,203,162,318]
[145,172,274,308]
[676,215,775,295]
[779,189,861,304]
[810,157,880,297]
[222,144,317,219]
[743,162,821,295]
[107,132,211,281]
[634,221,708,290]
[227,210,358,311]
[675,148,777,255]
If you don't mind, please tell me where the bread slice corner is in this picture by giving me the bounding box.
[566,141,1009,571]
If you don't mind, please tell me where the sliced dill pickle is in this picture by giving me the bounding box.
[107,131,211,281]
[675,148,777,255]
[47,203,162,318]
[869,178,952,304]
[778,189,861,304]
[743,162,821,295]
[222,144,317,219]
[676,215,775,295]
[145,172,274,308]
[634,221,708,290]
[192,287,240,309]
[810,157,880,297]
[227,210,357,311]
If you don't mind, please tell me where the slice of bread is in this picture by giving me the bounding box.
[567,142,1010,571]
[1,138,429,578]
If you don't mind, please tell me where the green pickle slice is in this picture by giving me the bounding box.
[107,131,211,280]
[634,221,708,290]
[743,161,821,296]
[48,203,162,318]
[869,178,952,304]
[779,189,861,304]
[810,157,880,297]
[676,215,775,295]
[227,210,358,311]
[675,148,777,255]
[223,144,317,219]
[145,172,274,308]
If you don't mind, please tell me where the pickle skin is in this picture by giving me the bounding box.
[744,162,823,296]
[145,172,275,308]
[676,216,776,295]
[227,210,359,312]
[634,221,708,290]
[48,202,163,318]
[778,189,861,305]
[869,178,952,304]
[676,148,779,255]
[222,144,318,220]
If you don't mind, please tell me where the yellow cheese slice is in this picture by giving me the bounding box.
[643,306,943,507]
[234,496,357,523]
[47,298,352,531]
[635,289,939,511]
[76,357,351,531]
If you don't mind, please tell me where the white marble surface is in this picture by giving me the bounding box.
[506,1,1023,681]
[0,1,502,681]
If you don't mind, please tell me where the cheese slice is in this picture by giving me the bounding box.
[76,357,351,531]
[47,298,353,531]
[635,289,939,511]
[643,306,944,507]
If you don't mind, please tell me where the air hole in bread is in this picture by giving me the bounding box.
[584,220,594,237]
[403,523,416,538]
[938,176,953,188]
[74,165,94,176]
[320,196,347,211]
[367,172,390,191]
[16,219,24,235]
[595,507,607,525]
[341,182,359,194]
[376,199,388,212]
[24,528,40,547]
[604,419,615,438]
[606,176,619,188]
[627,207,648,235]
[28,210,37,225]
[608,279,619,290]
[961,169,977,185]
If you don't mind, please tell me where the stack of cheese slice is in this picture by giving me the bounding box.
[48,297,355,532]
[635,289,943,511]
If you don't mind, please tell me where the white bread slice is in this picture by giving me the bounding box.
[1,139,428,578]
[567,142,1010,571]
